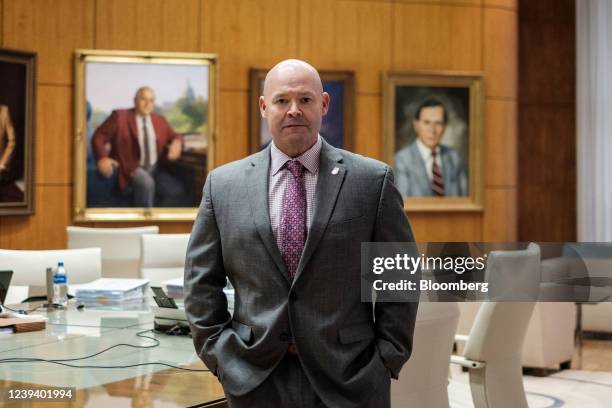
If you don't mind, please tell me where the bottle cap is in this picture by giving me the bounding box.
[58,262,64,267]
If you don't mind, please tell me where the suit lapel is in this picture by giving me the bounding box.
[293,141,346,283]
[409,142,432,196]
[246,146,291,284]
[440,146,454,193]
[127,109,139,143]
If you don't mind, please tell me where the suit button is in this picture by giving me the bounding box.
[289,292,297,301]
[279,333,290,342]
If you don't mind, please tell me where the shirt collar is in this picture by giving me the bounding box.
[416,138,440,161]
[270,135,322,176]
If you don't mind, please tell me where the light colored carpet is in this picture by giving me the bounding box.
[449,369,612,408]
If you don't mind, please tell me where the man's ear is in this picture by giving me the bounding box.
[321,92,330,116]
[259,96,267,118]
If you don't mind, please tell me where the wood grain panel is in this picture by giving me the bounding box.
[392,3,482,72]
[518,185,575,241]
[3,0,94,85]
[484,0,517,9]
[354,94,382,159]
[218,89,248,165]
[36,85,72,185]
[518,0,575,242]
[95,0,200,51]
[394,0,481,5]
[483,187,517,241]
[409,212,483,242]
[483,7,517,98]
[518,105,575,241]
[0,185,71,249]
[518,105,575,188]
[86,221,192,233]
[0,0,4,46]
[519,10,575,104]
[201,0,298,90]
[158,222,193,233]
[485,99,516,187]
[298,0,392,94]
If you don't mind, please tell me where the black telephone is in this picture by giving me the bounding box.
[150,286,178,309]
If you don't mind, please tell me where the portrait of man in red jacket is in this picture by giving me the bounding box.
[91,86,189,207]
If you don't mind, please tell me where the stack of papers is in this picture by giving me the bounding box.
[162,277,185,300]
[75,278,149,306]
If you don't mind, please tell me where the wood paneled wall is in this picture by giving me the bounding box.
[518,0,575,242]
[0,0,518,249]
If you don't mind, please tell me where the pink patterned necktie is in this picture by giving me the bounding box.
[280,160,306,280]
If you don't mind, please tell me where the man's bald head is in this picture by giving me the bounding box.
[134,86,155,116]
[259,59,329,157]
[263,59,324,97]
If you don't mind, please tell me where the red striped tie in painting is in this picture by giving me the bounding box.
[431,150,445,196]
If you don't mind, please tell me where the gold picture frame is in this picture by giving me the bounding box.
[249,68,355,153]
[383,71,484,212]
[73,49,218,222]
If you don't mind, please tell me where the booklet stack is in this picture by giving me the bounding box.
[75,278,149,307]
[162,277,185,300]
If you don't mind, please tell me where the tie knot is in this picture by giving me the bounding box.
[431,149,437,158]
[285,160,305,178]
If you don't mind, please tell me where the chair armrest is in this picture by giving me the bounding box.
[454,334,469,343]
[450,355,486,369]
[541,257,570,281]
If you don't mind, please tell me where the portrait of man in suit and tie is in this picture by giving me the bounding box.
[185,59,419,407]
[77,54,213,218]
[91,86,189,208]
[394,97,469,198]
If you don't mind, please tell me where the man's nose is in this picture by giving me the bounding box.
[287,101,302,117]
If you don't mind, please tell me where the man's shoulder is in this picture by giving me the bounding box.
[208,151,264,180]
[439,144,462,160]
[106,108,133,122]
[394,141,419,165]
[334,147,388,176]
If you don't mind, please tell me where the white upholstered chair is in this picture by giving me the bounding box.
[391,301,460,408]
[139,233,190,287]
[451,242,540,408]
[0,247,101,304]
[456,246,576,373]
[67,226,159,278]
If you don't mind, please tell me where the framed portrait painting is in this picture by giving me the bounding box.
[73,50,217,221]
[0,48,36,215]
[249,68,355,153]
[383,71,484,211]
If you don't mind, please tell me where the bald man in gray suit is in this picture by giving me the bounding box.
[185,59,418,407]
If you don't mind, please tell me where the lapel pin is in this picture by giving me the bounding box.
[331,167,339,175]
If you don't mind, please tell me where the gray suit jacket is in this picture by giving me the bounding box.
[394,141,468,197]
[185,140,418,407]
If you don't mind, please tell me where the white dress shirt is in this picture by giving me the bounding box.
[136,114,158,167]
[415,138,442,181]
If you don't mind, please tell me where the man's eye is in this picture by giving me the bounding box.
[301,97,312,103]
[275,99,287,104]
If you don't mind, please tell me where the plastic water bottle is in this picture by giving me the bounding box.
[52,262,68,307]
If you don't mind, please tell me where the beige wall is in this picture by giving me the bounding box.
[0,0,517,249]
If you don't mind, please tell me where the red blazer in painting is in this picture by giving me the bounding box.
[91,108,180,192]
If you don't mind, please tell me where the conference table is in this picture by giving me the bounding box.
[0,301,226,407]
